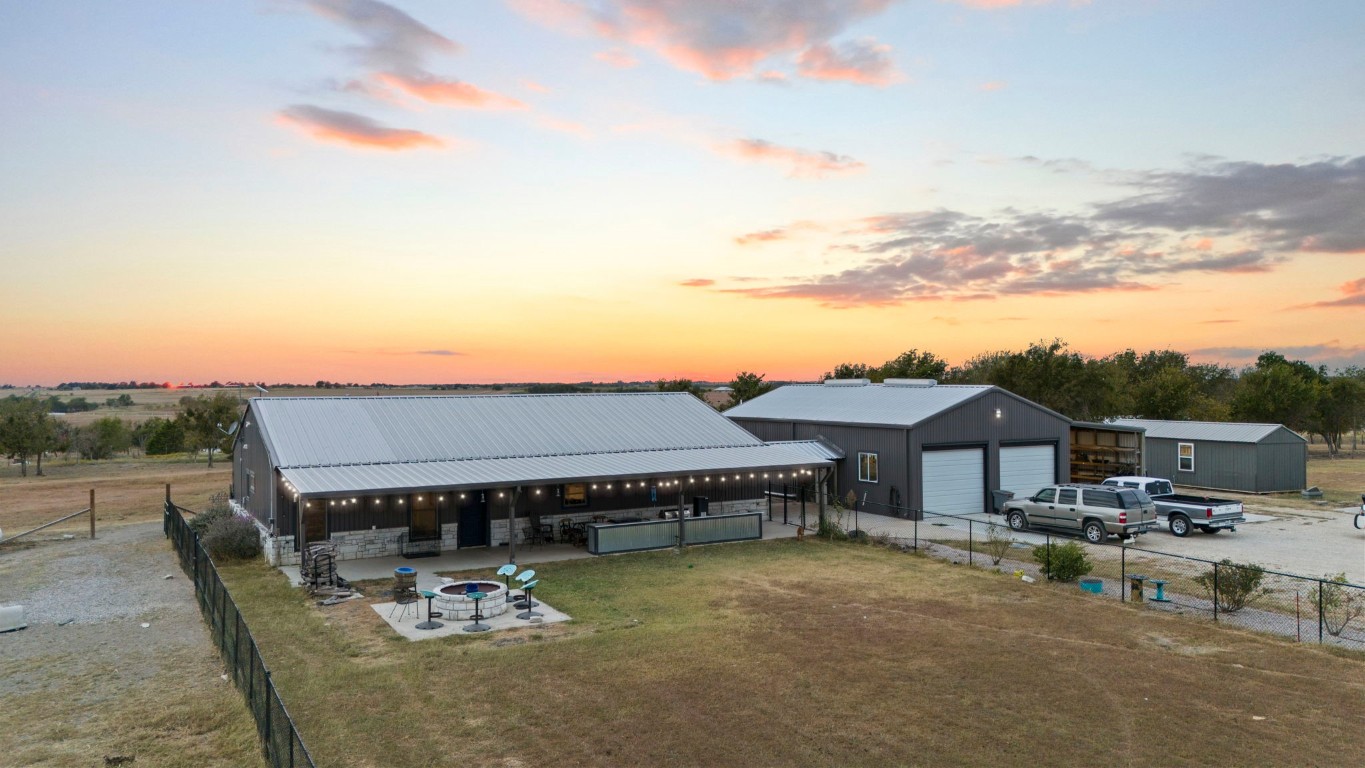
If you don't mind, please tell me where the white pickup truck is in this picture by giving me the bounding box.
[1102,476,1245,537]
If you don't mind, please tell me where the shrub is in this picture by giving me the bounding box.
[1195,558,1268,613]
[187,500,232,536]
[984,525,1014,565]
[202,514,262,561]
[1031,541,1093,582]
[1309,573,1364,637]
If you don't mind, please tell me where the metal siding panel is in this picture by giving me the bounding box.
[1256,442,1307,492]
[790,423,906,509]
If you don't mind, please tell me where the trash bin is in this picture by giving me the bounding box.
[990,489,1015,514]
[1078,578,1103,595]
[692,496,709,516]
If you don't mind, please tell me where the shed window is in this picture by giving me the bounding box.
[857,452,879,483]
[1177,443,1194,472]
[246,469,255,496]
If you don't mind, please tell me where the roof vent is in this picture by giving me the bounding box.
[883,378,937,387]
[823,378,871,387]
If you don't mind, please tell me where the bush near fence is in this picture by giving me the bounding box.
[165,500,317,768]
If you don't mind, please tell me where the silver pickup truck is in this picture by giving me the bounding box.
[1102,476,1245,537]
[1002,484,1159,543]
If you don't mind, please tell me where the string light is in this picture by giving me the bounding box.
[460,493,467,500]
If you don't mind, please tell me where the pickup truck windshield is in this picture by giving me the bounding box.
[1145,481,1174,495]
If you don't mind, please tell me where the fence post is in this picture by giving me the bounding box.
[1212,562,1220,622]
[1318,579,1324,644]
[1045,533,1051,580]
[913,513,918,551]
[89,489,96,539]
[264,671,272,762]
[968,520,973,566]
[1121,545,1126,603]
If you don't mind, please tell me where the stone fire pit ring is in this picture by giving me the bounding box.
[433,581,509,620]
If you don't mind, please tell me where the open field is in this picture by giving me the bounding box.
[223,539,1365,767]
[0,456,230,537]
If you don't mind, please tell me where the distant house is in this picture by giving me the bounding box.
[231,392,835,564]
[1111,419,1306,493]
[726,379,1072,517]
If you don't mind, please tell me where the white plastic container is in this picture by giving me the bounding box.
[0,604,27,632]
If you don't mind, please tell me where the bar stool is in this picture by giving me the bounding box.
[416,590,444,630]
[516,580,542,620]
[513,569,538,609]
[497,563,517,596]
[463,591,490,632]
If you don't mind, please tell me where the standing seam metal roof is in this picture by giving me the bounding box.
[724,383,997,427]
[1111,419,1303,444]
[251,392,770,469]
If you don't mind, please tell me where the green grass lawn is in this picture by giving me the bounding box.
[221,538,1365,767]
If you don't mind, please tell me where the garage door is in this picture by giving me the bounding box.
[999,445,1056,499]
[921,447,985,516]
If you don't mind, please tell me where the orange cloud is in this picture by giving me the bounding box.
[521,79,551,93]
[724,138,865,177]
[796,39,900,86]
[978,80,1007,91]
[1297,277,1365,309]
[377,72,526,109]
[678,278,715,287]
[277,105,444,150]
[735,229,790,246]
[594,47,639,68]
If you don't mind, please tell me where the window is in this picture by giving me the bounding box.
[1177,443,1194,472]
[1058,488,1077,505]
[1036,488,1057,503]
[562,483,588,508]
[1083,489,1118,508]
[857,452,879,483]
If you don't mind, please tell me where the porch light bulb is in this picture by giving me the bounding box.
[606,483,612,489]
[352,498,358,503]
[498,492,504,498]
[535,489,541,495]
[375,500,381,505]
[417,496,423,501]
[460,493,467,499]
[749,473,755,478]
[704,477,710,481]
[592,484,598,489]
[995,407,1002,418]
[764,473,769,478]
[398,499,404,505]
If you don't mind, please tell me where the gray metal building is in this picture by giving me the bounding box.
[1112,419,1307,493]
[230,392,835,563]
[725,380,1072,517]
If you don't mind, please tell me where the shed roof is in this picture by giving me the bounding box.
[1111,419,1304,444]
[247,393,833,495]
[725,383,1019,428]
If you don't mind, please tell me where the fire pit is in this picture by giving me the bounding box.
[433,581,509,620]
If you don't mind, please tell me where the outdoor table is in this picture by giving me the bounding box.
[462,591,490,633]
[416,590,444,630]
[1148,579,1171,602]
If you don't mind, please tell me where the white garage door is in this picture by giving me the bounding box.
[999,445,1056,499]
[921,448,985,516]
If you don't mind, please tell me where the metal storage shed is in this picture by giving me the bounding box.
[725,380,1072,518]
[1111,419,1307,493]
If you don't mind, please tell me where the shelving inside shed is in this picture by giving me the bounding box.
[1069,423,1143,484]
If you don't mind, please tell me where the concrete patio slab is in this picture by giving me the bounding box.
[371,597,571,641]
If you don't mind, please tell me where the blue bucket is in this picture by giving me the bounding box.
[1079,578,1103,595]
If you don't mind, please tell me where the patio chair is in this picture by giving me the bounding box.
[388,567,419,621]
[497,563,517,595]
[559,518,574,543]
[513,569,539,609]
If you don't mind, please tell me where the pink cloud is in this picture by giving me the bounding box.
[521,79,551,93]
[796,39,900,86]
[678,278,715,287]
[724,138,865,177]
[510,0,896,84]
[377,72,526,109]
[1297,277,1365,309]
[594,47,639,68]
[277,104,444,150]
[978,80,1007,91]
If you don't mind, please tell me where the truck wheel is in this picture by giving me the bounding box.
[1007,511,1027,531]
[1083,520,1106,544]
[1169,515,1190,537]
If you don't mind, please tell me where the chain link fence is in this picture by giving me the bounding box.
[779,484,1365,649]
[165,499,318,768]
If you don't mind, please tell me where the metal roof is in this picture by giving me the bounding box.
[1111,419,1303,444]
[251,392,765,469]
[279,442,834,496]
[724,383,996,428]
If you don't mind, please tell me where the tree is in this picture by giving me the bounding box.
[74,417,133,460]
[1310,374,1365,455]
[655,378,705,398]
[876,349,948,382]
[725,371,774,409]
[0,397,56,476]
[135,416,185,456]
[179,392,242,468]
[821,362,873,381]
[1232,353,1322,431]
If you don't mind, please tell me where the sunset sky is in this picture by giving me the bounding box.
[2,0,1362,385]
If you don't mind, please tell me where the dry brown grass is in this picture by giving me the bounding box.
[223,539,1365,767]
[0,456,229,535]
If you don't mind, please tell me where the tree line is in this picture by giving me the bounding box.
[0,392,241,476]
[817,340,1364,454]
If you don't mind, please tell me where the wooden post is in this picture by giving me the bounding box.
[89,489,96,539]
[165,483,171,505]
